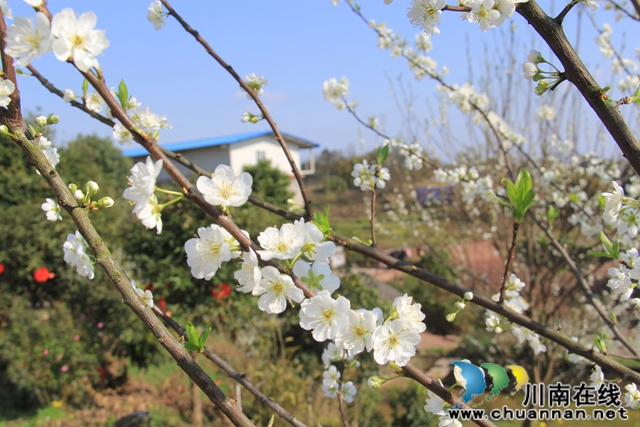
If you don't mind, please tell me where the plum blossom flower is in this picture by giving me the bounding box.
[123,156,163,215]
[299,290,350,341]
[253,266,304,314]
[147,1,165,30]
[407,0,447,36]
[244,73,269,98]
[372,319,421,366]
[295,218,336,263]
[257,223,305,261]
[352,160,376,191]
[293,260,340,293]
[323,365,340,387]
[462,0,501,32]
[322,342,345,368]
[63,231,94,279]
[137,194,163,234]
[602,181,624,224]
[323,77,349,110]
[234,249,262,293]
[129,106,171,135]
[37,136,59,170]
[196,164,252,208]
[424,380,446,415]
[51,8,110,72]
[135,287,154,308]
[4,12,52,67]
[63,88,76,103]
[0,0,12,19]
[341,382,357,403]
[113,123,133,145]
[589,365,604,386]
[392,294,427,333]
[0,78,15,107]
[624,383,639,408]
[41,198,62,221]
[84,91,105,113]
[24,0,44,6]
[336,308,383,356]
[185,225,242,280]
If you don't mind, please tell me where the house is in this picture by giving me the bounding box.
[123,130,318,204]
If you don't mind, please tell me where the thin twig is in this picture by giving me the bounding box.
[498,222,519,304]
[370,188,377,247]
[152,307,309,427]
[160,0,313,219]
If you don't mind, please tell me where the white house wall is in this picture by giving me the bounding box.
[229,136,301,175]
[133,146,231,182]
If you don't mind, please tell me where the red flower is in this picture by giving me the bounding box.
[33,267,55,283]
[212,283,231,300]
[144,283,154,291]
[157,295,167,311]
[0,264,4,275]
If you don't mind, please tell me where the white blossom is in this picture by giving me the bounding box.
[24,0,44,6]
[624,383,640,408]
[41,198,62,221]
[147,0,165,30]
[293,260,340,293]
[63,88,76,103]
[299,290,350,341]
[37,136,59,171]
[196,164,252,208]
[184,225,242,280]
[123,156,163,216]
[51,8,109,72]
[257,223,305,261]
[407,0,447,36]
[63,231,94,280]
[137,194,163,234]
[341,381,357,403]
[135,287,154,308]
[0,78,15,107]
[245,73,269,98]
[323,77,350,110]
[84,91,105,113]
[234,249,262,293]
[253,266,305,314]
[392,293,427,333]
[113,123,133,145]
[336,308,383,356]
[372,319,421,366]
[4,12,52,67]
[589,365,604,386]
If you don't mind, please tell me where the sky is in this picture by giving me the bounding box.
[6,0,639,159]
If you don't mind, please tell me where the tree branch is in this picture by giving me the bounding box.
[160,0,314,219]
[517,0,640,176]
[152,307,308,427]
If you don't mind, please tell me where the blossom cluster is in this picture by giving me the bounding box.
[4,7,108,72]
[351,159,390,191]
[63,231,94,280]
[123,157,164,234]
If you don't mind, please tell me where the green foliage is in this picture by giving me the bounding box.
[385,382,436,427]
[184,322,211,353]
[376,143,389,165]
[322,175,348,193]
[0,134,162,411]
[0,297,100,409]
[589,231,620,259]
[495,169,536,222]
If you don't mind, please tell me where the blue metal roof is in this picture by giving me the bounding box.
[122,130,319,157]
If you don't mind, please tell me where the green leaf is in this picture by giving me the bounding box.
[82,78,88,97]
[588,251,615,259]
[117,79,129,108]
[546,205,559,224]
[184,342,200,352]
[199,327,211,350]
[314,205,332,236]
[267,415,275,427]
[376,144,389,165]
[185,321,200,347]
[598,231,619,258]
[630,82,640,104]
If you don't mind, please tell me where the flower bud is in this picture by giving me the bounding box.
[0,125,9,135]
[446,313,456,322]
[47,114,60,125]
[96,197,114,208]
[86,181,99,196]
[367,376,383,389]
[455,301,465,310]
[74,190,84,201]
[35,116,47,126]
[495,326,503,334]
[68,183,77,192]
[464,292,474,301]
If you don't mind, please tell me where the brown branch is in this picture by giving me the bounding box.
[160,0,313,219]
[517,0,640,176]
[152,307,309,427]
[0,11,24,130]
[498,222,519,304]
[528,211,640,359]
[402,365,497,427]
[11,131,255,427]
